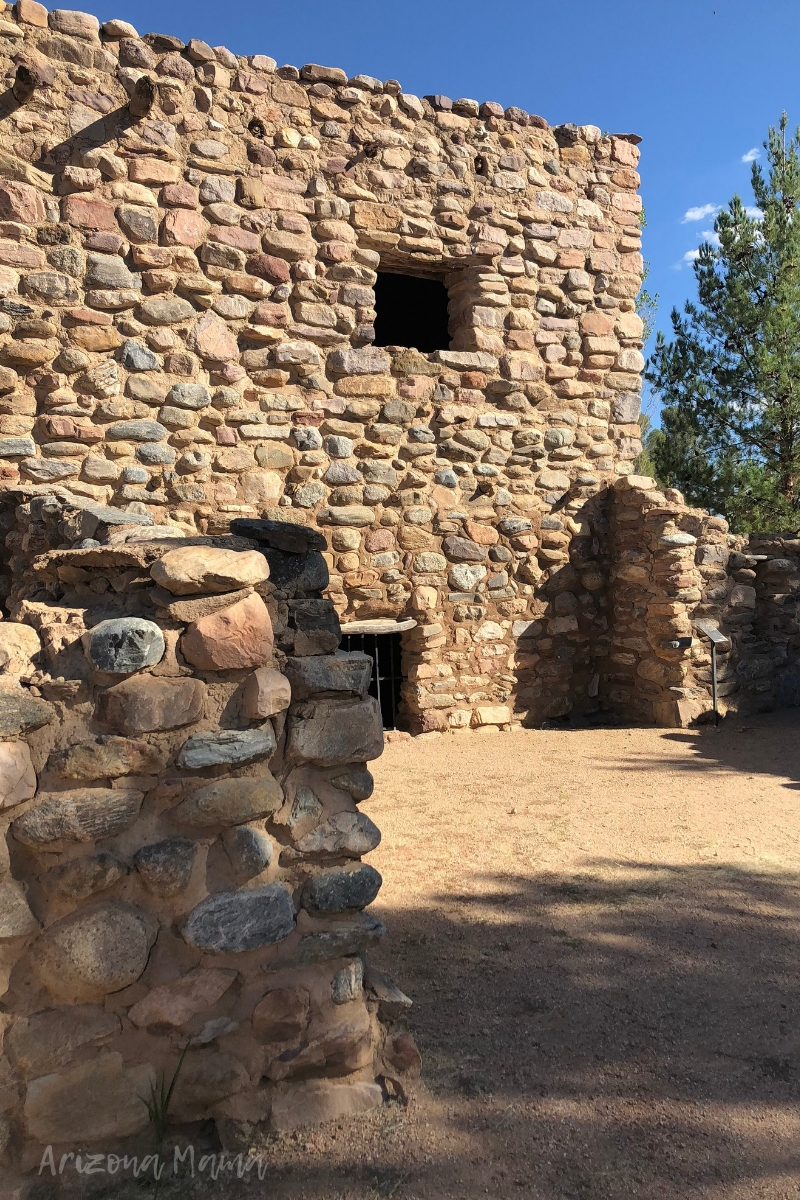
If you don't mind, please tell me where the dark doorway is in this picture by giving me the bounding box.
[340,631,403,729]
[373,272,450,352]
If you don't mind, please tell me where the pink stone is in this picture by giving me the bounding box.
[62,196,117,231]
[364,529,395,553]
[214,363,246,384]
[234,71,271,94]
[162,209,209,248]
[187,311,239,362]
[161,183,200,209]
[246,253,292,284]
[216,426,238,445]
[0,181,45,225]
[84,231,127,254]
[210,225,261,252]
[251,301,288,327]
[0,240,44,269]
[128,967,236,1029]
[180,593,274,671]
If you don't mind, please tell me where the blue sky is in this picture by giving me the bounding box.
[89,0,799,404]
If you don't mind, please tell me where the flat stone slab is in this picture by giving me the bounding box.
[150,545,269,595]
[173,774,283,827]
[95,676,206,735]
[182,883,295,952]
[176,726,276,769]
[286,697,384,767]
[0,686,54,737]
[295,811,381,858]
[284,652,373,700]
[229,517,327,553]
[12,788,143,849]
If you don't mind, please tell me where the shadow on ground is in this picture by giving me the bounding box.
[59,857,800,1200]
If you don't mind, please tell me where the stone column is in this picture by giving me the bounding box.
[0,514,416,1177]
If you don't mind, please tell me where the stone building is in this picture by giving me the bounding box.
[0,0,799,1182]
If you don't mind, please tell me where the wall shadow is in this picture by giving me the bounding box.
[68,859,800,1200]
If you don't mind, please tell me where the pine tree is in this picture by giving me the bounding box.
[647,114,800,531]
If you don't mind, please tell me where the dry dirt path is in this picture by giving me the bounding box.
[84,711,800,1200]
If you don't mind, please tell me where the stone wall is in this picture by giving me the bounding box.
[0,515,419,1180]
[0,0,647,731]
[606,475,800,725]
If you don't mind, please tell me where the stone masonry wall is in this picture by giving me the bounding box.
[0,513,419,1181]
[0,0,646,731]
[607,475,800,725]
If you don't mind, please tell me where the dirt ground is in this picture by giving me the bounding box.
[53,710,800,1200]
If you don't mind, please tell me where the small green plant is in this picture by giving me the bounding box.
[139,1041,190,1191]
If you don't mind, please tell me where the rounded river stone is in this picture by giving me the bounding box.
[84,618,165,675]
[30,901,154,1002]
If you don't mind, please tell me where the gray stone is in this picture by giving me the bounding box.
[120,339,159,370]
[222,823,273,878]
[261,548,329,595]
[611,392,641,423]
[362,461,397,486]
[137,295,196,324]
[137,442,176,465]
[288,785,322,828]
[12,788,143,849]
[182,883,295,953]
[0,879,39,938]
[331,958,363,1004]
[173,774,283,827]
[284,652,373,700]
[271,913,385,968]
[442,536,488,562]
[176,726,276,769]
[167,382,212,410]
[21,458,80,481]
[296,810,381,857]
[449,564,487,591]
[118,206,159,244]
[0,436,36,458]
[435,469,458,487]
[6,1004,121,1079]
[229,518,327,553]
[107,419,167,441]
[294,480,327,508]
[301,863,382,913]
[498,517,532,535]
[294,426,322,451]
[323,462,362,485]
[134,838,197,895]
[153,586,252,623]
[83,617,165,675]
[327,346,391,375]
[330,768,374,802]
[39,851,128,900]
[30,901,155,1002]
[0,686,54,736]
[86,254,141,291]
[324,435,353,458]
[286,696,384,766]
[25,271,79,303]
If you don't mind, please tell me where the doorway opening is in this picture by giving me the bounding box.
[373,272,450,352]
[340,630,403,729]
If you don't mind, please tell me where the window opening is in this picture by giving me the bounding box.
[373,272,450,353]
[339,631,403,730]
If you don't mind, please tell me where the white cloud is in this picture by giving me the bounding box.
[682,203,719,223]
[701,229,721,248]
[745,206,763,220]
[682,249,701,263]
[742,147,760,163]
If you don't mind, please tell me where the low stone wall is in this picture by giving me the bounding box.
[0,514,416,1181]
